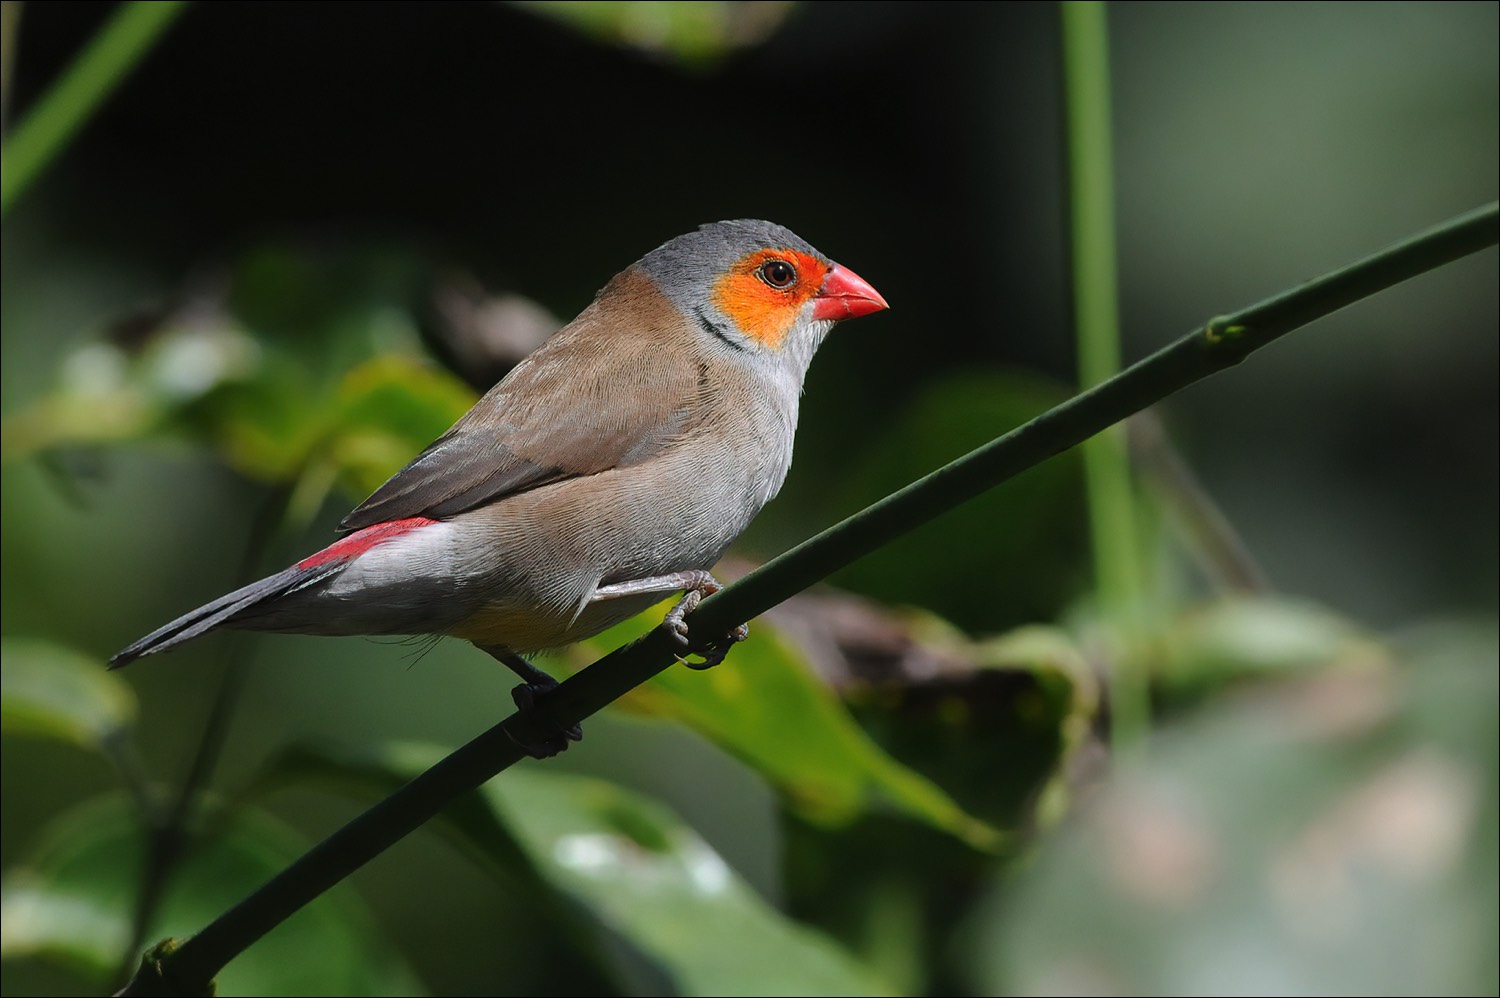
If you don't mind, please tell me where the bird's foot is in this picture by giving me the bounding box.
[661,575,750,670]
[481,647,583,758]
[508,680,583,759]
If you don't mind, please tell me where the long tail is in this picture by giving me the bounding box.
[108,560,346,669]
[109,516,443,669]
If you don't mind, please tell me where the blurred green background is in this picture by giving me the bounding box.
[2,2,1495,995]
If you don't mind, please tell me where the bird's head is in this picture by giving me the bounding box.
[636,219,888,377]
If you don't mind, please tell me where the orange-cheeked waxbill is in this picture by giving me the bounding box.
[111,220,889,754]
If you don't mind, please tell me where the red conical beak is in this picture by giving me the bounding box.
[812,263,889,322]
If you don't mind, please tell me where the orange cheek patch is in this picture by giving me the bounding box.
[711,249,830,350]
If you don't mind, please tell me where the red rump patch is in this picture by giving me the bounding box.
[296,517,438,570]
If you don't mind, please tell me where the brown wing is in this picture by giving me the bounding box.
[338,269,703,533]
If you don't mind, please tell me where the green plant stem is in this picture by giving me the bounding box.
[1060,0,1148,752]
[1129,414,1269,594]
[116,483,294,989]
[101,728,165,828]
[118,203,1499,996]
[0,0,187,217]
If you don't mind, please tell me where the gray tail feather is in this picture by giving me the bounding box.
[109,561,343,669]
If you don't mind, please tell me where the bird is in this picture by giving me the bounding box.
[109,219,888,754]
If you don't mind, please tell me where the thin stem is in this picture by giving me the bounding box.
[118,203,1498,995]
[1060,0,1148,751]
[1129,414,1269,594]
[117,485,293,987]
[101,729,165,827]
[0,0,187,217]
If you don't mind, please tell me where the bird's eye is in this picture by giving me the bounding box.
[757,259,797,290]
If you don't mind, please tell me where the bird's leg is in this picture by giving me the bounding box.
[593,570,749,670]
[478,645,582,759]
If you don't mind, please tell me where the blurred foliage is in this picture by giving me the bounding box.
[2,2,1494,996]
[272,742,891,996]
[573,610,1005,850]
[970,625,1499,997]
[2,797,425,995]
[1153,596,1392,701]
[0,638,137,750]
[2,245,478,532]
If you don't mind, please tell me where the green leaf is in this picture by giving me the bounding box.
[577,615,1003,851]
[0,639,136,751]
[276,742,892,996]
[1156,595,1392,697]
[974,624,1101,829]
[1,875,124,972]
[193,353,326,483]
[1,796,426,995]
[511,1,798,67]
[488,765,893,996]
[325,355,476,499]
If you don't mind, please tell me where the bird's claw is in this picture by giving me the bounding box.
[662,579,749,670]
[676,621,750,670]
[508,682,583,759]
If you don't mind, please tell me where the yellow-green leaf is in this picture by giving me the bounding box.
[0,639,136,751]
